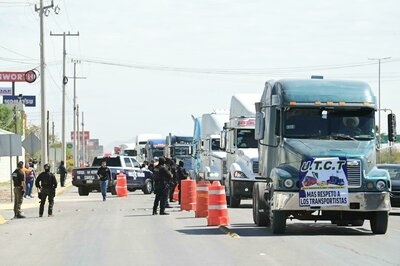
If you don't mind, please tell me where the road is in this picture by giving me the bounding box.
[1,187,400,266]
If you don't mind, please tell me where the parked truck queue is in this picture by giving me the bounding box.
[75,77,397,235]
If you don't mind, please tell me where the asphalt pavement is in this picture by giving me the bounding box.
[1,187,400,266]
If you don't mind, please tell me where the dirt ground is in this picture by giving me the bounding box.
[0,175,64,203]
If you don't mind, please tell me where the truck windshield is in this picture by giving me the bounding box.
[174,146,190,156]
[92,157,122,167]
[284,108,375,140]
[211,138,222,151]
[152,149,164,157]
[236,129,258,148]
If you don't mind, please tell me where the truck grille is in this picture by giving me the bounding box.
[347,159,361,188]
[252,161,259,174]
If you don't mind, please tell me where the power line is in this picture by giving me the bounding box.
[72,55,400,76]
[0,44,37,60]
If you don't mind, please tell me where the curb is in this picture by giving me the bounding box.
[219,225,240,238]
[0,181,72,211]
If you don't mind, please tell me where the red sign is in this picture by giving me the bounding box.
[237,119,256,127]
[0,70,37,83]
[71,131,90,141]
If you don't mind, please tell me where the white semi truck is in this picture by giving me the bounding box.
[199,111,229,182]
[221,94,262,207]
[135,133,163,163]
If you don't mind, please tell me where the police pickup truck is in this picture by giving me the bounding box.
[72,155,153,196]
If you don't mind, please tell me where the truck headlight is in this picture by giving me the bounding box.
[376,180,386,191]
[234,171,247,178]
[283,179,294,189]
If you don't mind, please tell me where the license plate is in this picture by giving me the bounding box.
[86,180,93,184]
[84,175,94,180]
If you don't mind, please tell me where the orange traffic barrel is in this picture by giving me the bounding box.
[181,178,197,211]
[116,173,128,197]
[173,185,179,202]
[208,181,229,226]
[196,181,211,218]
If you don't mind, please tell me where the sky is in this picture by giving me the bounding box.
[0,0,399,152]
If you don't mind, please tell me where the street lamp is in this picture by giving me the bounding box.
[368,57,391,163]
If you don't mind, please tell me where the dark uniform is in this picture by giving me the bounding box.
[97,164,111,201]
[152,157,172,215]
[35,164,57,217]
[176,161,188,204]
[12,162,26,218]
[58,161,67,187]
[168,160,177,202]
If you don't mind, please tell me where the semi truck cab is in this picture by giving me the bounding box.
[253,79,393,234]
[221,94,261,208]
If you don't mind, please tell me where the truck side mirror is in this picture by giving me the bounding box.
[220,131,226,150]
[255,111,265,140]
[255,102,262,112]
[388,113,397,142]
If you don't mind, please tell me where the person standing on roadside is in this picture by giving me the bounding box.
[152,157,172,215]
[35,164,57,217]
[12,161,26,219]
[58,161,67,187]
[97,161,111,201]
[24,162,36,198]
[176,161,188,205]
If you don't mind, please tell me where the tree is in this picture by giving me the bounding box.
[0,104,14,132]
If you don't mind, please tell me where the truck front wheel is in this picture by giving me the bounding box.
[253,182,269,226]
[78,187,89,196]
[268,186,286,234]
[229,177,241,208]
[110,186,117,195]
[271,210,287,234]
[370,211,388,234]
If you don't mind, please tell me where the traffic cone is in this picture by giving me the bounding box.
[207,181,229,226]
[196,181,211,218]
[116,173,128,197]
[181,178,197,211]
[173,185,179,202]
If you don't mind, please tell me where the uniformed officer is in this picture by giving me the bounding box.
[12,161,26,219]
[176,161,188,204]
[58,161,67,187]
[35,164,58,217]
[152,157,172,215]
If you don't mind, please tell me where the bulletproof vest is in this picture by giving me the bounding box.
[40,172,55,188]
[152,166,161,182]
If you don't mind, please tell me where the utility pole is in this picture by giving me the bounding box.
[70,59,85,167]
[47,110,50,161]
[50,31,79,165]
[35,0,56,166]
[77,104,80,167]
[82,112,85,165]
[368,57,391,163]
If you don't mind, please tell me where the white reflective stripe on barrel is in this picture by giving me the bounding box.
[208,190,224,195]
[197,187,209,191]
[116,186,127,189]
[208,205,227,210]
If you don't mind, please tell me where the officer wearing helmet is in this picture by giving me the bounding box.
[152,157,173,215]
[12,161,26,218]
[35,164,58,217]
